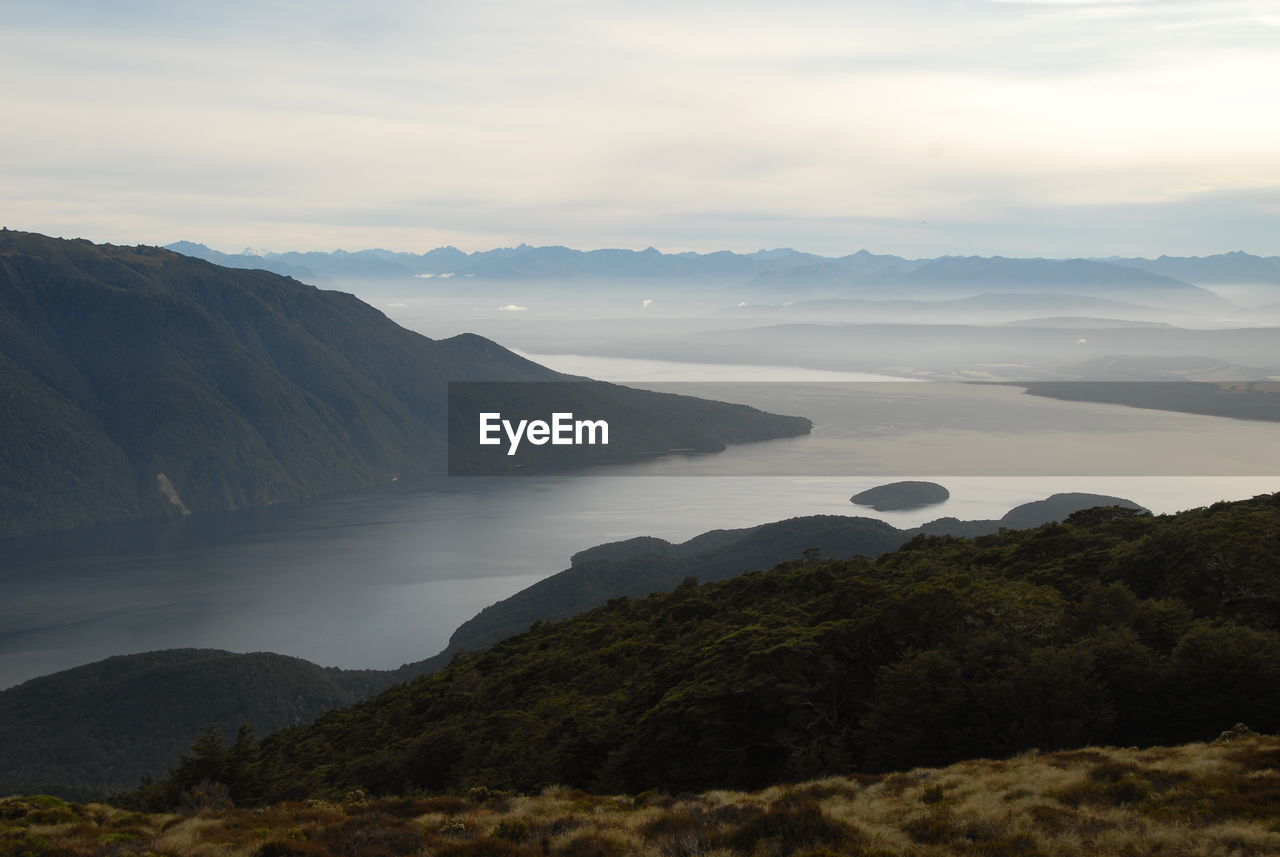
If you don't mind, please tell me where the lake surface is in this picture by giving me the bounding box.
[2,354,1276,689]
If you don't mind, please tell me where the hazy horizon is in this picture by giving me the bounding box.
[4,231,1271,263]
[115,238,1280,260]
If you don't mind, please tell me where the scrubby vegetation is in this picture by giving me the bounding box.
[121,493,1280,805]
[6,734,1280,856]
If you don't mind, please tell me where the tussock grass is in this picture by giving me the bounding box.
[3,735,1279,857]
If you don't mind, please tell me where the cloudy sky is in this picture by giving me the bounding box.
[2,0,1277,257]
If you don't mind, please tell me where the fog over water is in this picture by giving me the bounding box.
[1,354,1275,690]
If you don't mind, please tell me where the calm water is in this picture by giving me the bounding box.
[1,354,1276,689]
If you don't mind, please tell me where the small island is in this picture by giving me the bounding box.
[850,480,951,511]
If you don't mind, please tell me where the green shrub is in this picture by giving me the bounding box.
[491,819,532,843]
[901,809,956,844]
[718,797,864,856]
[920,784,947,804]
[638,810,717,857]
[314,812,424,857]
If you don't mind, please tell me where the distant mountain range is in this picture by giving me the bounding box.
[165,242,846,284]
[165,242,1280,299]
[0,492,1144,797]
[1104,251,1280,285]
[0,230,808,538]
[853,257,1225,306]
[752,254,1222,302]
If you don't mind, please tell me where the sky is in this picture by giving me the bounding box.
[2,0,1277,257]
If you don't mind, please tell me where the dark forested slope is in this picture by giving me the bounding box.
[0,650,398,800]
[431,492,1145,663]
[132,492,1280,804]
[0,230,808,537]
[0,493,1141,799]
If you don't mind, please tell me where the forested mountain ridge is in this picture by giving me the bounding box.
[0,650,399,801]
[130,492,1280,805]
[434,492,1145,660]
[0,493,1144,798]
[0,230,808,538]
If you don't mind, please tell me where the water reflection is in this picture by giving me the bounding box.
[2,356,1277,689]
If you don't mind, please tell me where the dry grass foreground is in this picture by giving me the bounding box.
[4,733,1278,857]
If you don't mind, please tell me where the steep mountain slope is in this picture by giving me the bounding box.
[131,492,1280,803]
[0,230,808,538]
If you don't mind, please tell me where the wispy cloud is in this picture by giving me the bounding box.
[0,0,1276,256]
